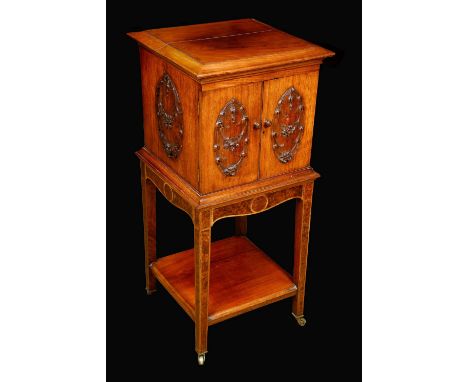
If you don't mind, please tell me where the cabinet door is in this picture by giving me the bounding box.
[260,71,319,178]
[199,82,262,194]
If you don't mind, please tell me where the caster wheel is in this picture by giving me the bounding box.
[197,353,206,366]
[297,317,307,327]
[292,313,307,327]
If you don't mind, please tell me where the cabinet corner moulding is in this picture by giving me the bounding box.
[156,72,184,159]
[271,86,305,164]
[213,98,249,177]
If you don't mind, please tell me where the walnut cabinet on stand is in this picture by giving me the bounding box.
[128,19,334,365]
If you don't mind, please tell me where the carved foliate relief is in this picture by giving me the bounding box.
[271,87,305,163]
[156,73,183,158]
[213,98,249,176]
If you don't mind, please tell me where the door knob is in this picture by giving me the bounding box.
[263,120,272,128]
[253,122,261,130]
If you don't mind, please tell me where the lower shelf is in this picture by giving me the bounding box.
[151,236,297,325]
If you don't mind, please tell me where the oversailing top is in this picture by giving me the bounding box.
[128,19,334,82]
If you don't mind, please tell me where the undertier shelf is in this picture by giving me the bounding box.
[151,236,297,325]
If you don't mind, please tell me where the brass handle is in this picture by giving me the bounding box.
[253,122,261,130]
[263,120,272,128]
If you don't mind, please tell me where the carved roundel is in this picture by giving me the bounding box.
[213,98,249,177]
[156,73,183,159]
[271,87,305,164]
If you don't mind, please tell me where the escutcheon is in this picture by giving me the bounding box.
[156,73,183,158]
[271,87,305,163]
[213,98,249,176]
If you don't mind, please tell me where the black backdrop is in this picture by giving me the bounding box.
[107,3,361,378]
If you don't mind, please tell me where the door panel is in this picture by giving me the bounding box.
[199,82,262,194]
[260,71,319,178]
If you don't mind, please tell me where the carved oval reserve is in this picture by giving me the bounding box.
[271,86,305,164]
[214,98,249,177]
[156,73,184,159]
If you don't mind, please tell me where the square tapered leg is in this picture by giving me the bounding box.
[194,210,211,365]
[292,182,314,326]
[141,163,157,295]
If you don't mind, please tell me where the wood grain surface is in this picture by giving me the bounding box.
[139,48,200,188]
[151,236,297,325]
[129,19,334,82]
[260,71,319,178]
[199,82,262,193]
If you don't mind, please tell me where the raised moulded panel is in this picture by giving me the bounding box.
[156,73,184,158]
[271,87,305,164]
[259,71,318,180]
[199,82,262,194]
[213,98,249,177]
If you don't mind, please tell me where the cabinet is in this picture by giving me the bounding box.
[198,71,319,192]
[128,18,334,365]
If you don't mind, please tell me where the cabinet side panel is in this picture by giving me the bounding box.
[260,70,319,178]
[199,83,262,194]
[139,47,162,156]
[139,47,199,188]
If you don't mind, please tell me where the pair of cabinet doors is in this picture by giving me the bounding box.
[140,49,319,194]
[200,71,319,193]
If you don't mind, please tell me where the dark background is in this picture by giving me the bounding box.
[107,2,361,378]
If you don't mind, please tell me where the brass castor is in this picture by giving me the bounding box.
[197,353,206,366]
[146,288,156,295]
[292,313,307,327]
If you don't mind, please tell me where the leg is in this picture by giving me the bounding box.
[141,163,157,295]
[292,182,314,326]
[194,209,211,365]
[234,216,247,236]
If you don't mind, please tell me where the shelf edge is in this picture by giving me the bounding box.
[208,286,297,326]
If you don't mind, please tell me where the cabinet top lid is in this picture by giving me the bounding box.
[128,19,334,81]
